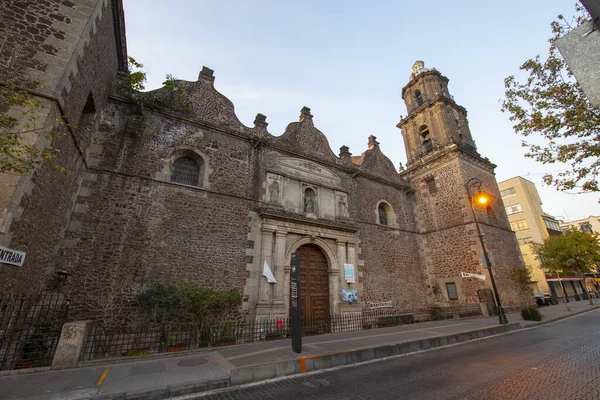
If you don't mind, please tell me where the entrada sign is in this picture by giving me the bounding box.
[0,245,26,267]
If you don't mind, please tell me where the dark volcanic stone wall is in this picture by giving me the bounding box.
[0,0,120,293]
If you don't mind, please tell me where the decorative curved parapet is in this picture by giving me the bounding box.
[271,107,339,163]
[136,67,255,135]
[356,135,405,184]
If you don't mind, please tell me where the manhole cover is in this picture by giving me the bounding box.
[177,358,209,367]
[302,378,329,388]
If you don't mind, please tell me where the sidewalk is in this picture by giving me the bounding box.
[1,301,597,400]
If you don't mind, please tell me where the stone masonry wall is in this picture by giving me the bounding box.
[60,99,257,322]
[408,149,531,306]
[0,0,120,293]
[350,176,427,310]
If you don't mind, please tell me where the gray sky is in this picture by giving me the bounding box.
[122,0,599,221]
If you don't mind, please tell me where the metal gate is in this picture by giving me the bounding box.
[0,293,70,370]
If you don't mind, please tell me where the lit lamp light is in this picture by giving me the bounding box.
[475,192,490,206]
[466,178,508,325]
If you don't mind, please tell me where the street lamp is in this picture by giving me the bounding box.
[466,178,508,325]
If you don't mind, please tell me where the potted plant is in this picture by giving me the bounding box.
[122,348,150,356]
[167,343,187,352]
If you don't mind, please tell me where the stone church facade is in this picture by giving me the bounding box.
[0,0,531,324]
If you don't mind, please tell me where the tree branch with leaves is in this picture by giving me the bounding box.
[501,4,600,192]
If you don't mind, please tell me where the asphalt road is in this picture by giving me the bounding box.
[185,310,600,400]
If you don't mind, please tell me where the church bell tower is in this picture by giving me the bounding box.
[397,61,528,308]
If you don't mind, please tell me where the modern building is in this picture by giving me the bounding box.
[559,215,600,236]
[0,0,533,325]
[498,177,563,294]
[498,177,590,300]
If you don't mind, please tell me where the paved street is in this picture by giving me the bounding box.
[188,309,600,400]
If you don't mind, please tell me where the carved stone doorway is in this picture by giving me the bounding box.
[293,244,330,321]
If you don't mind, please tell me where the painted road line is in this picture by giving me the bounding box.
[96,369,109,387]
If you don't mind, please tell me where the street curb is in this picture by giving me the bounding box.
[228,322,521,386]
[82,323,520,400]
[519,304,600,329]
[92,378,230,400]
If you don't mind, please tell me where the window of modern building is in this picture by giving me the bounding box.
[542,217,562,233]
[505,203,523,215]
[517,237,533,245]
[580,222,593,234]
[510,219,529,231]
[170,157,200,186]
[500,187,516,197]
[378,204,388,225]
[446,282,458,301]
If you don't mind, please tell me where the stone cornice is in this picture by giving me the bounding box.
[397,96,467,129]
[405,145,495,176]
[401,70,449,98]
[258,208,359,233]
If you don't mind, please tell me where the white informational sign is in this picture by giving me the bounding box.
[262,260,277,283]
[461,272,486,281]
[369,301,393,309]
[344,264,355,283]
[0,245,26,267]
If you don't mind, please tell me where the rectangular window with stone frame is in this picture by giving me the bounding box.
[426,177,437,194]
[446,282,458,301]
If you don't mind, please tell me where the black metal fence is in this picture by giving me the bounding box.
[0,293,70,370]
[81,304,481,361]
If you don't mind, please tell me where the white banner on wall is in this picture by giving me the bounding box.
[344,264,355,283]
[262,260,277,283]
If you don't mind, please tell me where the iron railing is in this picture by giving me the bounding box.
[81,304,481,361]
[0,293,70,370]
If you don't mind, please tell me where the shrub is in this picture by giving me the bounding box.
[521,306,543,321]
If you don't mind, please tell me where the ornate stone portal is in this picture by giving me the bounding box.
[249,157,360,321]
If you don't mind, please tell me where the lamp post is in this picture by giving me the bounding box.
[466,178,508,325]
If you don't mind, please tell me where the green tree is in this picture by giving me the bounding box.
[136,282,180,324]
[535,228,600,275]
[177,283,242,327]
[501,4,600,192]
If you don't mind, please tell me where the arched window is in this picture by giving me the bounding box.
[419,125,433,153]
[378,204,388,225]
[414,90,423,107]
[171,157,200,186]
